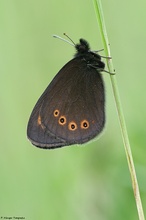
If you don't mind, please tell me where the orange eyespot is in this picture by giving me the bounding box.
[58,116,66,125]
[37,115,42,125]
[37,115,45,129]
[68,121,77,131]
[53,109,60,117]
[81,120,89,129]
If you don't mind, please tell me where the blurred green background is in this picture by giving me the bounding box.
[0,0,146,219]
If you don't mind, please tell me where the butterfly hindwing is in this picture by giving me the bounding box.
[27,38,105,149]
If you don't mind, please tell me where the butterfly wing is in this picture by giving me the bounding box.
[27,57,105,149]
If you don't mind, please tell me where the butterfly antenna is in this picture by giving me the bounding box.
[63,33,76,46]
[53,34,75,47]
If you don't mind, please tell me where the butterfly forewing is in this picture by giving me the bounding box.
[27,57,105,148]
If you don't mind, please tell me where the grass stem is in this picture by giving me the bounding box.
[93,0,145,219]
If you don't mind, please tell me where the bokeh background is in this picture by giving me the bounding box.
[0,0,146,219]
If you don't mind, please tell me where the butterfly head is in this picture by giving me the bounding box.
[75,39,105,71]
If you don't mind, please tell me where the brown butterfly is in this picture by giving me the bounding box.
[27,38,105,149]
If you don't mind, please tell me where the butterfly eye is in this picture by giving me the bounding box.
[80,120,89,129]
[59,116,66,125]
[68,121,77,131]
[53,109,60,117]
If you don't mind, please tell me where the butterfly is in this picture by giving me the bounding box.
[27,37,105,149]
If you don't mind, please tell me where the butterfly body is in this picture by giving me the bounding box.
[27,39,105,149]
